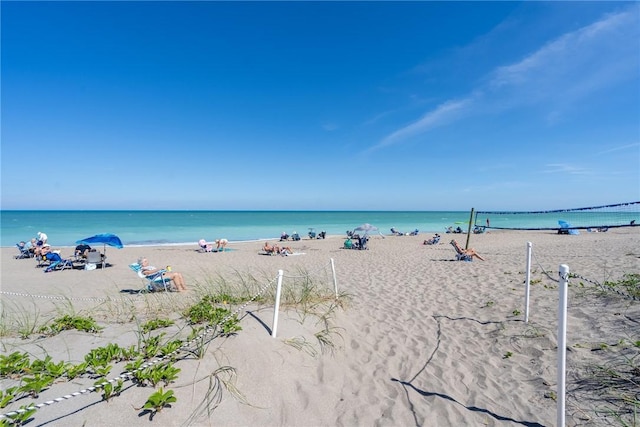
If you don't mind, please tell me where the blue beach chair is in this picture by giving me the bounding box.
[129,263,175,292]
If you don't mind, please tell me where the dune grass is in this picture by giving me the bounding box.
[0,265,348,425]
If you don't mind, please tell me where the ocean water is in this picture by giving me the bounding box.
[1,210,637,248]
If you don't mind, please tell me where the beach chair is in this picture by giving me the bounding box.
[198,239,214,252]
[354,235,368,250]
[43,253,75,272]
[129,263,175,292]
[450,240,472,261]
[86,250,107,270]
[15,242,33,259]
[424,234,440,245]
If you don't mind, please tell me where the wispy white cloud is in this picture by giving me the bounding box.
[322,122,338,131]
[542,163,590,175]
[596,142,640,155]
[372,6,639,151]
[488,7,638,107]
[368,98,472,151]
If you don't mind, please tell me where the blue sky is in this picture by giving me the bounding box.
[2,1,638,211]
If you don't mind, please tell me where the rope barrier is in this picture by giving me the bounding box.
[0,274,280,421]
[529,248,638,301]
[0,291,108,302]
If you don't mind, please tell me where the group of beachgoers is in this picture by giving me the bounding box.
[262,241,295,255]
[14,231,106,273]
[390,227,420,236]
[198,238,229,252]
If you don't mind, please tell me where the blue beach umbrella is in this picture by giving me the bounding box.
[76,233,124,256]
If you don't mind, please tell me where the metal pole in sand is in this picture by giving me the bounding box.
[271,269,284,338]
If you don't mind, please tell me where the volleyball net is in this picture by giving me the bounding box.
[474,201,640,231]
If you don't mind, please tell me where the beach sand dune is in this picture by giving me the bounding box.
[1,228,638,426]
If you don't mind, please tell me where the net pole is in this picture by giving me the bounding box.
[271,269,284,338]
[465,207,474,250]
[524,242,532,323]
[557,264,569,427]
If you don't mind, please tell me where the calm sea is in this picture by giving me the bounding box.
[1,210,636,248]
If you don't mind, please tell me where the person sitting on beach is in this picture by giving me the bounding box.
[344,238,353,249]
[36,243,52,258]
[278,246,294,255]
[280,231,289,241]
[138,257,187,292]
[74,244,92,259]
[23,238,36,255]
[263,242,276,254]
[199,239,213,252]
[215,238,228,251]
[450,240,485,261]
[423,234,440,245]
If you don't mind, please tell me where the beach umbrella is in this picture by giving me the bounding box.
[354,223,378,236]
[75,233,124,256]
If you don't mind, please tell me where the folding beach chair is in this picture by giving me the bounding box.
[129,263,175,292]
[86,250,107,270]
[15,242,33,259]
[450,240,472,261]
[43,253,75,272]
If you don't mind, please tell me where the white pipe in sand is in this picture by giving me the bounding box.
[557,264,569,427]
[272,269,284,338]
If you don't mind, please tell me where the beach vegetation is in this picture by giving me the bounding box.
[95,377,123,402]
[17,373,53,398]
[159,339,183,359]
[184,365,248,426]
[0,352,30,378]
[0,262,346,424]
[1,405,36,426]
[0,387,18,409]
[9,301,42,339]
[315,327,343,355]
[146,363,181,387]
[604,273,640,298]
[85,343,126,366]
[183,297,242,336]
[65,362,88,380]
[141,333,164,359]
[137,387,176,420]
[284,337,318,357]
[140,318,175,334]
[39,314,102,336]
[502,351,513,359]
[573,346,640,426]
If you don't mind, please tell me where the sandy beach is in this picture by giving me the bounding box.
[1,228,639,426]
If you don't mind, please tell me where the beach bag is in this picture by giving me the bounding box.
[85,263,97,271]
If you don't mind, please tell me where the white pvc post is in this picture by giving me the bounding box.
[557,264,569,427]
[271,269,284,338]
[524,242,532,323]
[330,258,338,299]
